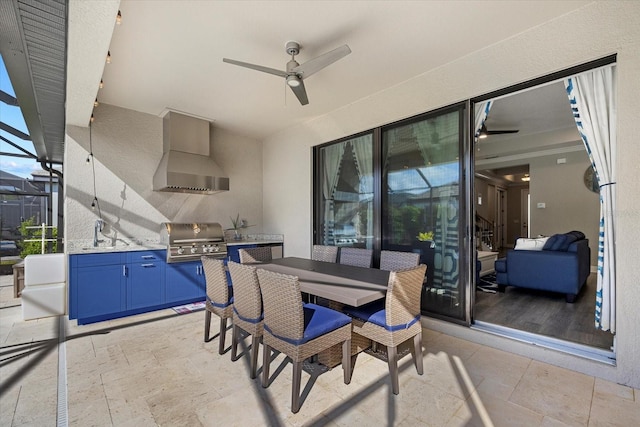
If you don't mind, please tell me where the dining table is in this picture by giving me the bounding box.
[257,257,390,307]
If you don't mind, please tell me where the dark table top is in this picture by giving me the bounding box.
[259,257,389,306]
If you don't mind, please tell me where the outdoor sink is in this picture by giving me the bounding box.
[81,246,117,251]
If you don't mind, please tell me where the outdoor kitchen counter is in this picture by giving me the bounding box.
[66,240,165,254]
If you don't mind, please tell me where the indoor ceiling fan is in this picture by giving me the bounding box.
[478,123,519,139]
[223,41,351,106]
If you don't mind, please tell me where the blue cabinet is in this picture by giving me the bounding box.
[70,250,168,324]
[165,261,205,303]
[70,252,127,321]
[127,251,165,310]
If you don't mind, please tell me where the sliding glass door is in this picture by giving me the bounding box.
[313,104,468,323]
[382,107,466,319]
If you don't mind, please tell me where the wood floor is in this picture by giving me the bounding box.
[474,271,614,350]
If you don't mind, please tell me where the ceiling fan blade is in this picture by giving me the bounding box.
[289,80,309,105]
[293,44,351,79]
[222,58,288,78]
[487,129,519,135]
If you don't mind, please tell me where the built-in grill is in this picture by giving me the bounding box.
[160,222,227,263]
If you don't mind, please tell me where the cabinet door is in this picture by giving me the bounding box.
[76,264,126,319]
[165,262,205,303]
[127,262,164,310]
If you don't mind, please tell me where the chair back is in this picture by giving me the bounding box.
[256,269,304,342]
[385,264,427,326]
[201,257,231,306]
[311,245,339,263]
[339,247,373,267]
[379,250,420,271]
[239,247,273,264]
[228,261,262,321]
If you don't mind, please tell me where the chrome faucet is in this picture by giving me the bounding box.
[94,219,104,247]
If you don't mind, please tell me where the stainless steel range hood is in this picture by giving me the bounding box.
[153,111,229,194]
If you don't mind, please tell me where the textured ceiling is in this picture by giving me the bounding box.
[66,0,589,142]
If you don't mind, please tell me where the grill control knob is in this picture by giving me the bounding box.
[177,246,184,255]
[190,246,198,254]
[211,245,220,252]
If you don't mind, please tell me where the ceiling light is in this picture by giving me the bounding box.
[99,79,104,89]
[94,98,99,108]
[286,75,301,88]
[116,10,122,25]
[90,113,95,123]
[478,124,488,139]
[106,51,111,63]
[522,174,530,182]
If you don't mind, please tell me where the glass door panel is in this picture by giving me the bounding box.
[382,108,465,320]
[315,133,374,250]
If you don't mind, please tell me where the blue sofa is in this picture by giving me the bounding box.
[494,232,591,303]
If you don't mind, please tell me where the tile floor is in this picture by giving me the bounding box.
[1,274,639,426]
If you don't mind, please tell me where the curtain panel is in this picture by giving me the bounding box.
[565,65,617,332]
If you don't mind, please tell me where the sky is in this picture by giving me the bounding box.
[0,55,41,179]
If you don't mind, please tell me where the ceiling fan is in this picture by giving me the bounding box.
[478,123,519,139]
[223,41,351,106]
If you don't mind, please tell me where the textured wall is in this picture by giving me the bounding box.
[262,2,640,387]
[65,104,263,243]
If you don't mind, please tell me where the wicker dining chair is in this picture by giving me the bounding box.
[338,247,373,267]
[343,264,427,395]
[379,250,420,271]
[256,268,352,413]
[227,261,263,379]
[239,247,273,264]
[311,245,339,263]
[201,257,234,355]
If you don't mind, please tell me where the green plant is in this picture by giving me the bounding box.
[18,217,58,257]
[230,213,242,230]
[417,231,434,242]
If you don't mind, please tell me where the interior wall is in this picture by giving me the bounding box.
[262,2,640,388]
[529,150,599,264]
[64,104,263,244]
[506,184,526,246]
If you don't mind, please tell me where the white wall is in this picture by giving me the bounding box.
[65,104,263,244]
[262,2,640,387]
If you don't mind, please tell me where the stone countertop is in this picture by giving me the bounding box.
[66,239,165,255]
[226,233,284,246]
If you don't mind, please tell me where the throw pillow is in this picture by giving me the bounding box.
[565,230,586,241]
[542,234,560,250]
[558,233,579,251]
[514,237,549,251]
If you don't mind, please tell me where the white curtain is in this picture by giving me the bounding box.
[474,100,492,137]
[322,143,346,244]
[351,135,373,194]
[564,66,617,332]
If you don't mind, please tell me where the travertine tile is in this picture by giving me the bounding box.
[1,267,639,427]
[588,379,640,426]
[461,345,531,389]
[455,390,543,427]
[510,360,593,426]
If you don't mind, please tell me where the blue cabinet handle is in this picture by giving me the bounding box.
[141,255,154,259]
[122,265,127,276]
[140,263,155,268]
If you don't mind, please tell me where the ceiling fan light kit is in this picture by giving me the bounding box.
[223,40,351,106]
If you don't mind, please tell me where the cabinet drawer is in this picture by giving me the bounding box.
[127,250,166,263]
[71,252,125,268]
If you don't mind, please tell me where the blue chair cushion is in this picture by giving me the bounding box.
[343,300,420,332]
[265,303,350,345]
